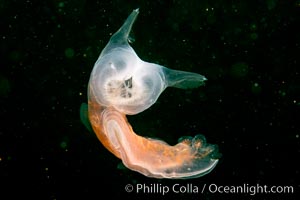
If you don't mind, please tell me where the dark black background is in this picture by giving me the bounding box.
[1,0,299,199]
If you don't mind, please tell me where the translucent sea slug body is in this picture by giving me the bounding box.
[83,9,219,179]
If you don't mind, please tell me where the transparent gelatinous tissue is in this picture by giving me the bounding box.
[84,9,219,179]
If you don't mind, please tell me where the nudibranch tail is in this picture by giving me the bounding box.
[87,94,219,179]
[88,102,219,179]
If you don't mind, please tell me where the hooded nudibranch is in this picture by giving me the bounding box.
[81,9,219,179]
